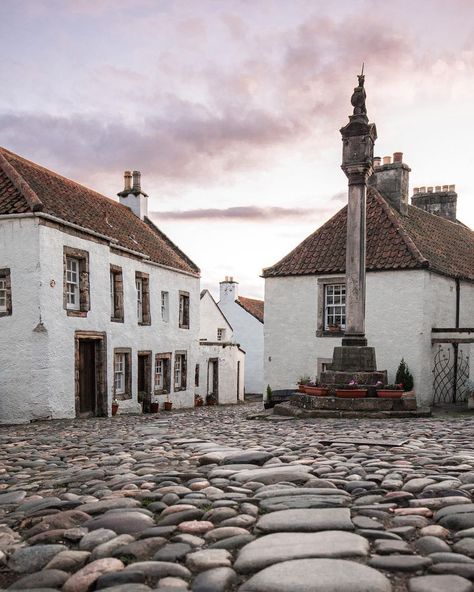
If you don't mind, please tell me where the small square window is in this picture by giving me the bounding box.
[217,328,226,341]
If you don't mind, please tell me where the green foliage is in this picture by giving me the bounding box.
[266,384,273,401]
[298,375,311,385]
[395,358,414,391]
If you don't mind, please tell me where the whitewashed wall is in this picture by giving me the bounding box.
[218,283,263,395]
[263,269,462,407]
[0,217,52,424]
[197,344,245,404]
[200,291,233,342]
[0,217,200,424]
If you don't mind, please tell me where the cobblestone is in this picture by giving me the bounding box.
[1,403,474,591]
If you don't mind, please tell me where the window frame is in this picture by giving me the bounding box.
[179,291,190,329]
[316,277,346,337]
[154,352,172,394]
[0,269,12,317]
[135,271,151,325]
[110,265,124,322]
[113,348,132,400]
[66,257,80,310]
[217,328,226,341]
[174,351,187,391]
[63,247,90,317]
[161,290,169,322]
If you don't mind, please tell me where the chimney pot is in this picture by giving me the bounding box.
[435,185,441,192]
[373,157,381,167]
[449,184,455,192]
[427,186,433,193]
[442,185,449,191]
[132,170,141,192]
[413,187,419,194]
[419,186,426,193]
[123,170,132,192]
[383,156,391,165]
[393,152,403,163]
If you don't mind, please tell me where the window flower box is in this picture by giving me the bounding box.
[335,389,368,398]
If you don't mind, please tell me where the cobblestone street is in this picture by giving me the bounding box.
[2,403,474,591]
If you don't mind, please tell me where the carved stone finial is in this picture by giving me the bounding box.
[351,74,367,116]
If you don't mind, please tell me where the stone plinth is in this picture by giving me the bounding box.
[290,393,416,412]
[330,346,377,372]
[320,371,387,387]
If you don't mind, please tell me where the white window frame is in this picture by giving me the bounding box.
[0,278,6,313]
[174,354,184,389]
[114,353,125,395]
[217,328,225,341]
[155,358,164,390]
[161,291,169,322]
[66,257,80,310]
[324,284,346,331]
[136,277,143,322]
[179,292,189,328]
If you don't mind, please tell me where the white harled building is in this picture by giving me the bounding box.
[0,148,200,424]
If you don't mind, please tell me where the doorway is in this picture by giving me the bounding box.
[75,331,107,417]
[208,358,219,402]
[237,361,241,401]
[138,351,152,413]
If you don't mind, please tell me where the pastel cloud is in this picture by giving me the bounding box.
[151,205,327,222]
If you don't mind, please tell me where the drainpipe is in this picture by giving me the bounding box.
[453,278,461,403]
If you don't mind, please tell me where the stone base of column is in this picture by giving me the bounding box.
[342,333,367,347]
[330,345,377,372]
[320,369,387,386]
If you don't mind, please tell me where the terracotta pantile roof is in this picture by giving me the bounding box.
[237,296,264,323]
[0,147,199,276]
[263,187,474,282]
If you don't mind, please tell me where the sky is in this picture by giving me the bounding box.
[1,0,474,300]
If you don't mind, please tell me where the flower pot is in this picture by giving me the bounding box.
[111,402,119,416]
[304,386,329,396]
[207,400,217,406]
[150,402,159,413]
[195,399,203,407]
[164,401,173,411]
[298,384,306,393]
[377,390,404,399]
[335,389,368,398]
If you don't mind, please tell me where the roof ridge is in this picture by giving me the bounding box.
[238,295,264,304]
[372,189,429,268]
[0,150,43,212]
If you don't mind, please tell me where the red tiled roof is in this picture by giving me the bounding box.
[237,296,264,323]
[263,188,474,282]
[0,147,199,276]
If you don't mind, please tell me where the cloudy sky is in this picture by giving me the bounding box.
[1,0,474,299]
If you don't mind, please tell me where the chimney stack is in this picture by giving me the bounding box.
[219,276,239,303]
[117,170,149,220]
[411,184,458,222]
[368,151,410,215]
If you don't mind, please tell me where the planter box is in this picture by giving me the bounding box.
[150,402,159,413]
[163,402,173,411]
[304,386,330,396]
[335,389,368,398]
[377,390,404,399]
[298,384,307,393]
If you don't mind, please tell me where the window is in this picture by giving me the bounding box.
[66,258,80,310]
[155,353,171,393]
[0,269,11,316]
[324,284,346,330]
[135,272,150,325]
[174,352,187,391]
[63,247,90,316]
[161,291,169,322]
[114,348,131,399]
[110,265,124,322]
[179,292,190,329]
[217,328,226,341]
[136,277,143,321]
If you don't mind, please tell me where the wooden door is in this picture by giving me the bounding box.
[138,353,152,413]
[79,341,96,414]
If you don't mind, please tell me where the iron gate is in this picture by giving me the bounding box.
[432,344,470,405]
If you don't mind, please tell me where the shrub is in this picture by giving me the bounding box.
[395,359,414,391]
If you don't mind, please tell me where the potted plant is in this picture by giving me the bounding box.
[395,359,414,392]
[328,323,341,333]
[163,393,173,411]
[304,380,329,396]
[150,401,159,413]
[194,394,204,407]
[376,383,404,398]
[206,393,217,406]
[264,384,274,409]
[297,375,311,393]
[336,379,368,398]
[111,397,119,416]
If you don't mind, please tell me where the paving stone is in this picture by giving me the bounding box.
[186,549,232,572]
[8,544,67,573]
[63,558,125,592]
[415,536,451,555]
[84,512,154,535]
[231,466,312,485]
[78,528,117,551]
[192,567,237,592]
[408,574,472,592]
[256,508,353,533]
[235,531,369,572]
[45,550,91,572]
[239,558,391,592]
[368,554,433,572]
[123,560,192,579]
[8,569,69,590]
